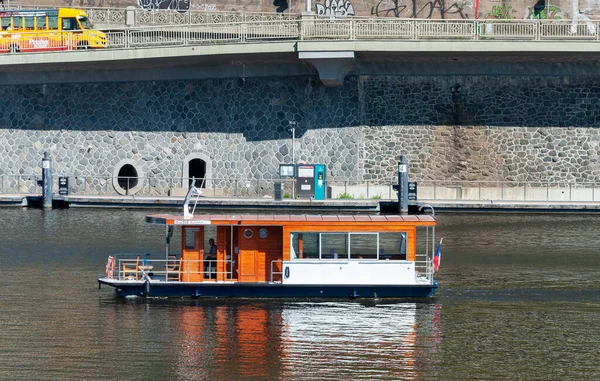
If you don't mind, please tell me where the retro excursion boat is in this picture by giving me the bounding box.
[98,187,440,298]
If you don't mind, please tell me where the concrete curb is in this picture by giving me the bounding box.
[4,194,600,213]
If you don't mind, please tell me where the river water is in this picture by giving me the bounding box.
[0,208,598,380]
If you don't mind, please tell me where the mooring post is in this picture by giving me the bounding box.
[42,151,53,208]
[398,155,409,215]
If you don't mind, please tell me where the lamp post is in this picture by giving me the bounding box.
[289,120,296,165]
[289,120,297,199]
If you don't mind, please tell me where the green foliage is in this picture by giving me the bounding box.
[372,194,382,199]
[338,193,354,199]
[283,192,291,199]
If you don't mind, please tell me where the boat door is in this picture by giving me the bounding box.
[238,227,258,282]
[181,227,204,282]
[238,226,283,282]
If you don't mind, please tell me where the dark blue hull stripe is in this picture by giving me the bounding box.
[99,281,438,298]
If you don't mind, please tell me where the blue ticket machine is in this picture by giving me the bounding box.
[314,164,326,200]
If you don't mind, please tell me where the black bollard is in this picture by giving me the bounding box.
[42,152,53,208]
[398,155,409,215]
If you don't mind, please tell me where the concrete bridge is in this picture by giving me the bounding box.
[3,17,600,87]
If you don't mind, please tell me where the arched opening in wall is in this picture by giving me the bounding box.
[188,159,206,188]
[118,164,139,192]
[112,159,144,196]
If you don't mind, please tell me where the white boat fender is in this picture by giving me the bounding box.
[144,277,151,296]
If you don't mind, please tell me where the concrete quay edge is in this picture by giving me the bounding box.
[4,194,600,213]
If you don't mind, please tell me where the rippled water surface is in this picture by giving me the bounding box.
[0,209,599,380]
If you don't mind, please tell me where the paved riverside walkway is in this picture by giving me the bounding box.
[4,193,600,213]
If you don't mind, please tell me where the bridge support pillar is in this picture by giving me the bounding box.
[299,51,358,87]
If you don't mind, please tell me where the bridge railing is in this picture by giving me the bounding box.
[2,5,297,26]
[1,16,599,47]
[5,4,600,37]
[96,18,600,50]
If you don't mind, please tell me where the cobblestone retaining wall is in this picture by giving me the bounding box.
[1,75,600,194]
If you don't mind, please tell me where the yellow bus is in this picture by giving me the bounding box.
[0,8,107,53]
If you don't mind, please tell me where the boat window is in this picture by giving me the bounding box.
[184,228,199,249]
[291,232,319,259]
[349,233,378,259]
[379,232,407,260]
[291,232,408,261]
[320,233,347,259]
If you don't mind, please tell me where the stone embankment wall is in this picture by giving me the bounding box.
[1,75,600,194]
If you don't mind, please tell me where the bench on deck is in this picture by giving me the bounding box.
[121,255,140,280]
[166,255,180,281]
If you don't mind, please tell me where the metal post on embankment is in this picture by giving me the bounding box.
[41,152,53,208]
[396,154,409,215]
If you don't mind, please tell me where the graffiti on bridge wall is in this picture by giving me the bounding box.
[138,0,190,10]
[58,0,600,20]
[523,0,562,19]
[484,3,562,19]
[524,5,562,19]
[315,0,356,16]
[370,0,473,18]
[190,2,217,10]
[485,5,516,19]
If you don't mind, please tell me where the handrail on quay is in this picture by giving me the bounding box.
[4,174,600,203]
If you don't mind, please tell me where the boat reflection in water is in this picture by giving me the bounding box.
[167,301,441,380]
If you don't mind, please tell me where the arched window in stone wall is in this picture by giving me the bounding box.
[183,153,212,189]
[188,159,206,188]
[113,159,144,195]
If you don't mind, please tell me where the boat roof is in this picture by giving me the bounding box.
[146,213,436,226]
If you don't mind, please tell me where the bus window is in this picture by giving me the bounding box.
[77,16,94,29]
[0,18,9,30]
[13,17,23,30]
[48,16,58,30]
[35,16,47,30]
[24,16,34,30]
[61,18,80,31]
